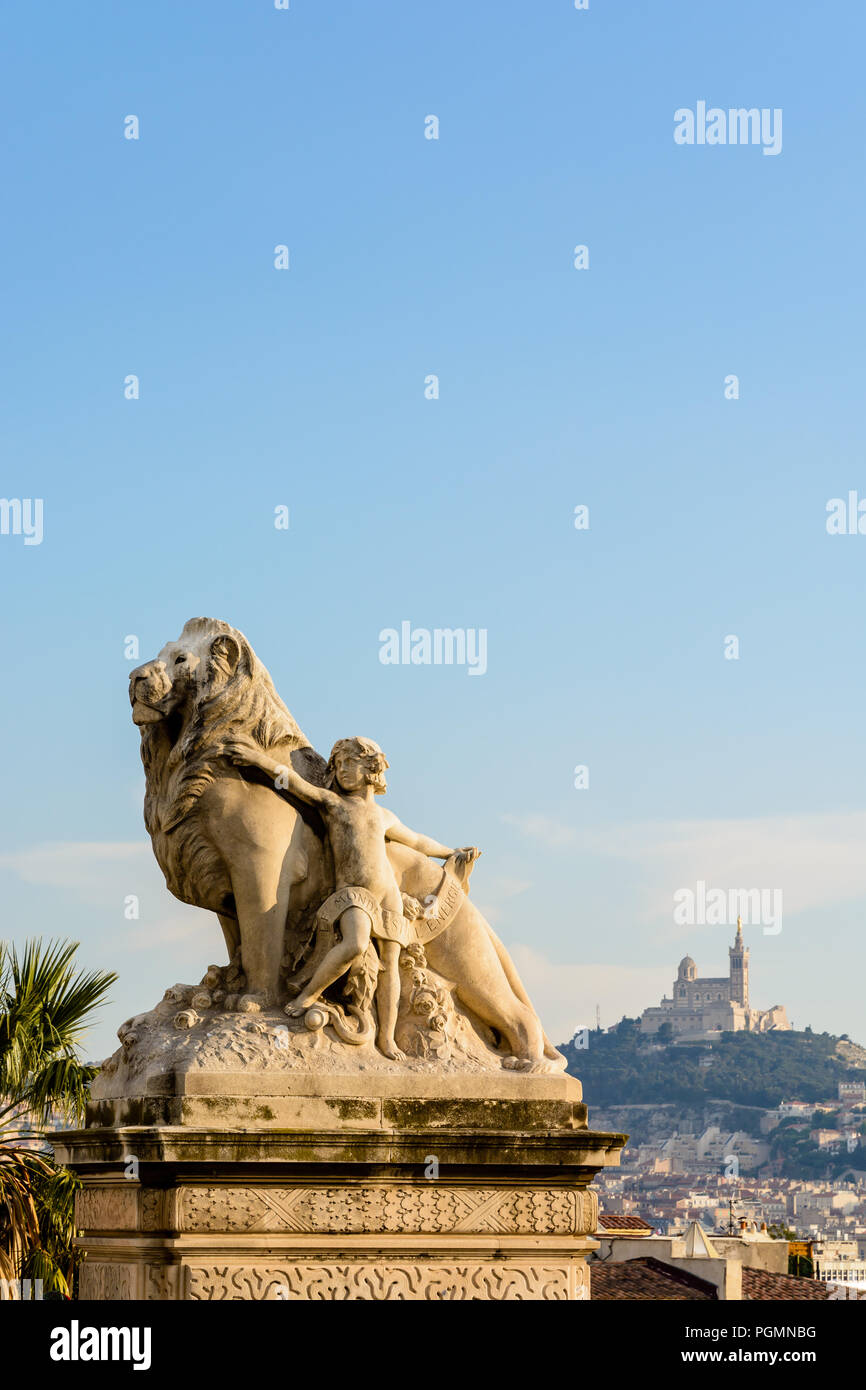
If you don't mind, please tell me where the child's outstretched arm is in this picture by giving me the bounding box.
[383,813,452,858]
[383,811,480,864]
[216,736,333,809]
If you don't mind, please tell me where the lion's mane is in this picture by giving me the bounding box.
[139,617,325,908]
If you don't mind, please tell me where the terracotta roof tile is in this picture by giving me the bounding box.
[597,1214,655,1233]
[590,1259,832,1301]
[742,1268,830,1301]
[591,1258,717,1301]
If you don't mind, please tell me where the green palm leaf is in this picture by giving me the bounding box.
[0,938,115,1295]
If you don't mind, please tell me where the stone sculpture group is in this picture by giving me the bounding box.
[120,617,564,1076]
[63,614,624,1303]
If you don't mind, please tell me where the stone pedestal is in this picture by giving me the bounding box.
[54,1073,626,1301]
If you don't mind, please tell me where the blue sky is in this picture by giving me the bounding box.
[1,1,865,1062]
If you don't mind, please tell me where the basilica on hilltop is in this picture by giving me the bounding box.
[639,919,790,1042]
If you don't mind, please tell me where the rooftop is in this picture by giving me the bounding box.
[597,1213,655,1235]
[590,1258,831,1301]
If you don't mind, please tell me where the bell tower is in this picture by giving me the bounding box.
[729,916,749,1007]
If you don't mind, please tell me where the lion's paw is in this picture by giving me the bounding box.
[501,1054,565,1074]
[238,993,268,1013]
[501,1055,528,1071]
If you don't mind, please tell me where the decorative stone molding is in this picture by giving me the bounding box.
[75,1186,139,1232]
[79,1263,137,1300]
[186,1260,589,1301]
[59,1112,623,1301]
[178,1183,597,1236]
[75,1184,176,1233]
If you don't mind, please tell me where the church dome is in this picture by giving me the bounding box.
[678,956,697,980]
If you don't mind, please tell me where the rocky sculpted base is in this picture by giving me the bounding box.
[93,943,564,1115]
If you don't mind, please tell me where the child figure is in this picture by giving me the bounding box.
[217,734,479,1060]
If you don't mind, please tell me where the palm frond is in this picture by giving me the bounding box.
[0,1144,50,1276]
[2,940,115,1063]
[0,937,115,1293]
[20,1163,80,1298]
[22,1056,98,1130]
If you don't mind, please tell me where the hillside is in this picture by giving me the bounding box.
[561,1018,865,1109]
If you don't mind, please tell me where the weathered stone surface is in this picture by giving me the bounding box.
[75,1184,140,1232]
[87,1045,586,1133]
[56,1122,623,1170]
[93,1005,584,1105]
[59,1118,624,1301]
[86,1092,587,1135]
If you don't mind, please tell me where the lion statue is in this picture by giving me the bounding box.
[130,617,565,1072]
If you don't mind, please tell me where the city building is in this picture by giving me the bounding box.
[590,1219,828,1301]
[813,1239,866,1290]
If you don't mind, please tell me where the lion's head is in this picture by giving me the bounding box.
[130,617,325,833]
